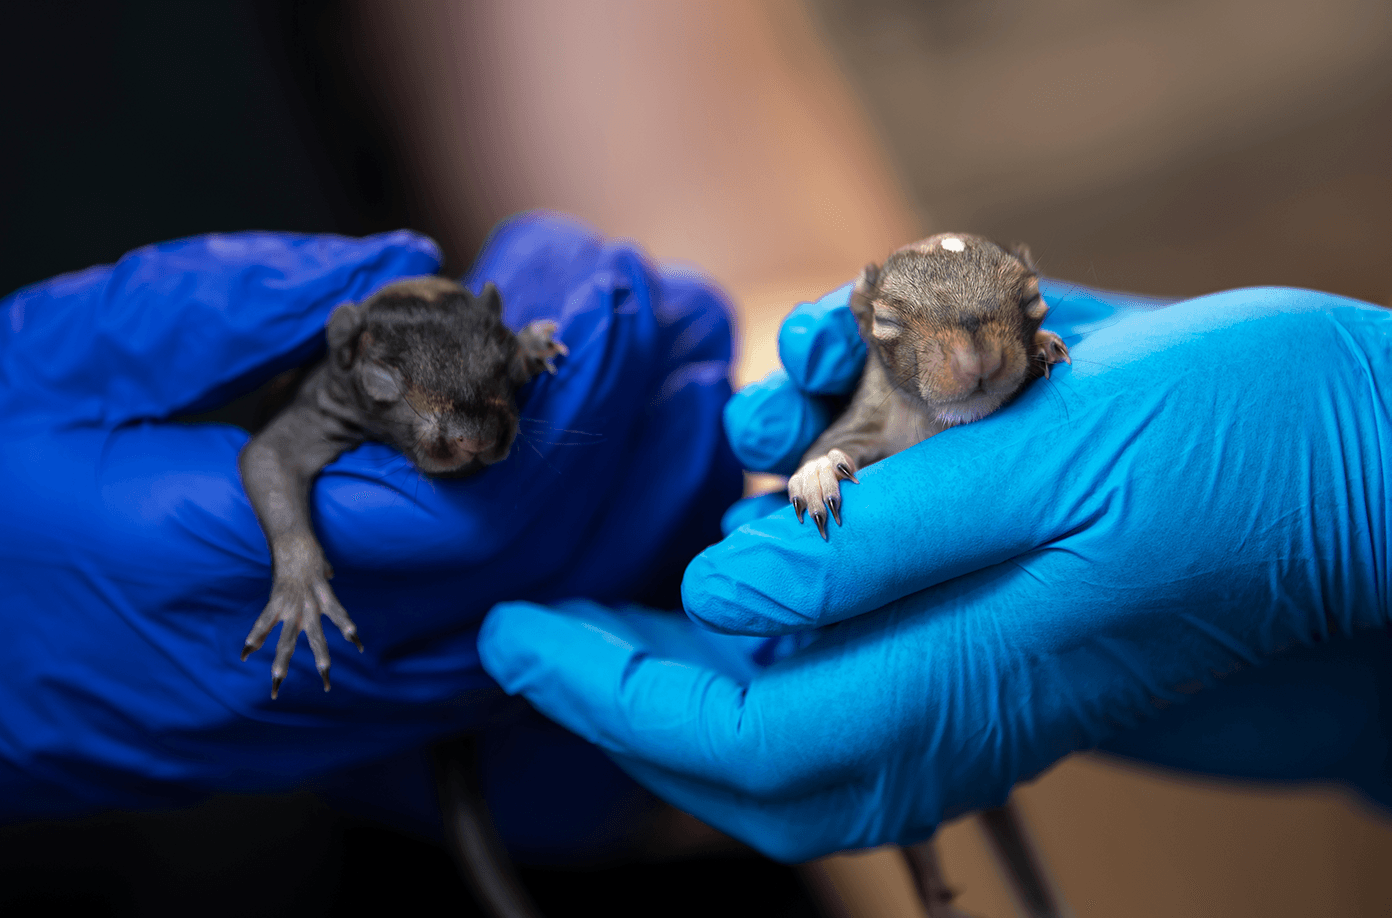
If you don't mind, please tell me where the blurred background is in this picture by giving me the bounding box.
[3,1,1391,916]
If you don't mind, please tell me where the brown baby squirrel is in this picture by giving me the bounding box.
[789,233,1069,538]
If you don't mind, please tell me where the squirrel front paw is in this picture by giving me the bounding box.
[1033,329,1070,379]
[788,449,859,540]
[517,320,569,375]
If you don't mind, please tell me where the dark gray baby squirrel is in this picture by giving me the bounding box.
[238,276,566,697]
[790,233,1070,538]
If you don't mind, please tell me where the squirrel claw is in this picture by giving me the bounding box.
[1033,329,1070,379]
[789,448,857,541]
[519,320,568,376]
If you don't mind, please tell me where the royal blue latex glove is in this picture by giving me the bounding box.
[479,278,1392,861]
[0,212,741,823]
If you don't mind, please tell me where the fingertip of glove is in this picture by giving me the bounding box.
[481,599,638,693]
[681,550,782,636]
[723,369,831,475]
[683,524,832,636]
[478,601,552,691]
[363,229,444,278]
[777,283,865,396]
[680,554,734,634]
[371,228,440,255]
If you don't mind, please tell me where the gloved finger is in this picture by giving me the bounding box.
[479,601,840,818]
[776,282,864,395]
[723,369,832,475]
[723,283,859,475]
[479,600,769,752]
[478,601,805,856]
[685,288,1375,635]
[0,230,441,429]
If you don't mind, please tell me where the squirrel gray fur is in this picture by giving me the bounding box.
[237,276,566,697]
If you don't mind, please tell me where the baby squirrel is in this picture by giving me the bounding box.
[789,234,1073,918]
[238,276,566,697]
[790,233,1069,538]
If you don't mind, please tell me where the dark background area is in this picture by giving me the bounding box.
[0,0,422,300]
[0,791,816,917]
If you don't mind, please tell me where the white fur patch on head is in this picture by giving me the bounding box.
[940,236,966,252]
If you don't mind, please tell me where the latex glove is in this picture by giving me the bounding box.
[724,280,1392,791]
[480,278,1392,861]
[0,213,741,822]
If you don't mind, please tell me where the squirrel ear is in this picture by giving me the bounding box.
[1012,244,1039,274]
[849,263,880,338]
[325,303,364,369]
[477,281,504,315]
[1023,276,1048,321]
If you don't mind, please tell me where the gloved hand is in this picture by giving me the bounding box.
[0,213,741,822]
[479,278,1392,861]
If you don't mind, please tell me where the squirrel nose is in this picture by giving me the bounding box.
[451,435,486,460]
[949,343,1004,387]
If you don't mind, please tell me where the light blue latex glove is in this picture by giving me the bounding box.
[480,279,1392,861]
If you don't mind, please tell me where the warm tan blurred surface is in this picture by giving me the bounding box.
[1010,756,1392,918]
[355,1,1392,915]
[349,0,915,293]
[805,0,1392,305]
[804,759,1392,918]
